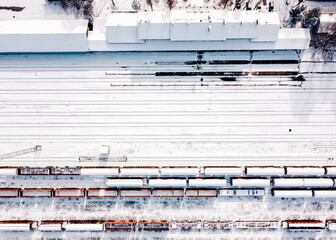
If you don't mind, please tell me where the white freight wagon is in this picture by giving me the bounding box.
[149,179,187,188]
[273,178,333,187]
[204,167,242,176]
[246,167,285,176]
[326,167,336,175]
[160,167,199,176]
[272,190,313,198]
[285,221,325,231]
[314,190,336,198]
[120,167,159,177]
[273,178,305,187]
[303,178,333,187]
[39,221,63,231]
[0,221,37,231]
[286,167,325,176]
[0,168,17,176]
[327,221,336,231]
[64,222,104,231]
[231,178,270,187]
[81,168,119,176]
[188,179,227,187]
[106,179,144,188]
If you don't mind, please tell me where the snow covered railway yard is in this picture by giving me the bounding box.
[0,50,336,239]
[0,51,335,165]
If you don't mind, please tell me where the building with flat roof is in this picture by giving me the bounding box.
[0,10,310,53]
[0,20,88,53]
[89,10,310,51]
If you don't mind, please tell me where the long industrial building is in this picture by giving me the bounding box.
[0,10,310,53]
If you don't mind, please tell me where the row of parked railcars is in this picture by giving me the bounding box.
[104,177,336,189]
[231,177,336,188]
[0,188,266,198]
[105,178,229,188]
[3,188,336,198]
[0,220,335,232]
[272,189,336,198]
[1,166,336,177]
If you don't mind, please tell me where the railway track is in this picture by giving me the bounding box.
[0,52,334,166]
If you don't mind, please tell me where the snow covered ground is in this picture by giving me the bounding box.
[0,51,335,167]
[1,0,336,239]
[0,51,335,239]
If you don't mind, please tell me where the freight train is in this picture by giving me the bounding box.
[0,188,266,198]
[2,166,336,199]
[0,220,334,232]
[0,166,335,177]
[2,187,335,199]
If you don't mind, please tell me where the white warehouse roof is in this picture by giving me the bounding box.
[106,12,144,43]
[0,20,89,53]
[95,10,311,51]
[106,10,280,43]
[138,11,170,40]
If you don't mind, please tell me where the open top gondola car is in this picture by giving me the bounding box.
[119,189,151,198]
[86,188,117,198]
[50,167,81,175]
[105,220,137,231]
[171,221,202,231]
[18,167,49,175]
[234,221,281,229]
[20,188,52,198]
[53,188,85,198]
[138,221,170,231]
[152,189,184,198]
[203,221,233,230]
[0,188,20,198]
